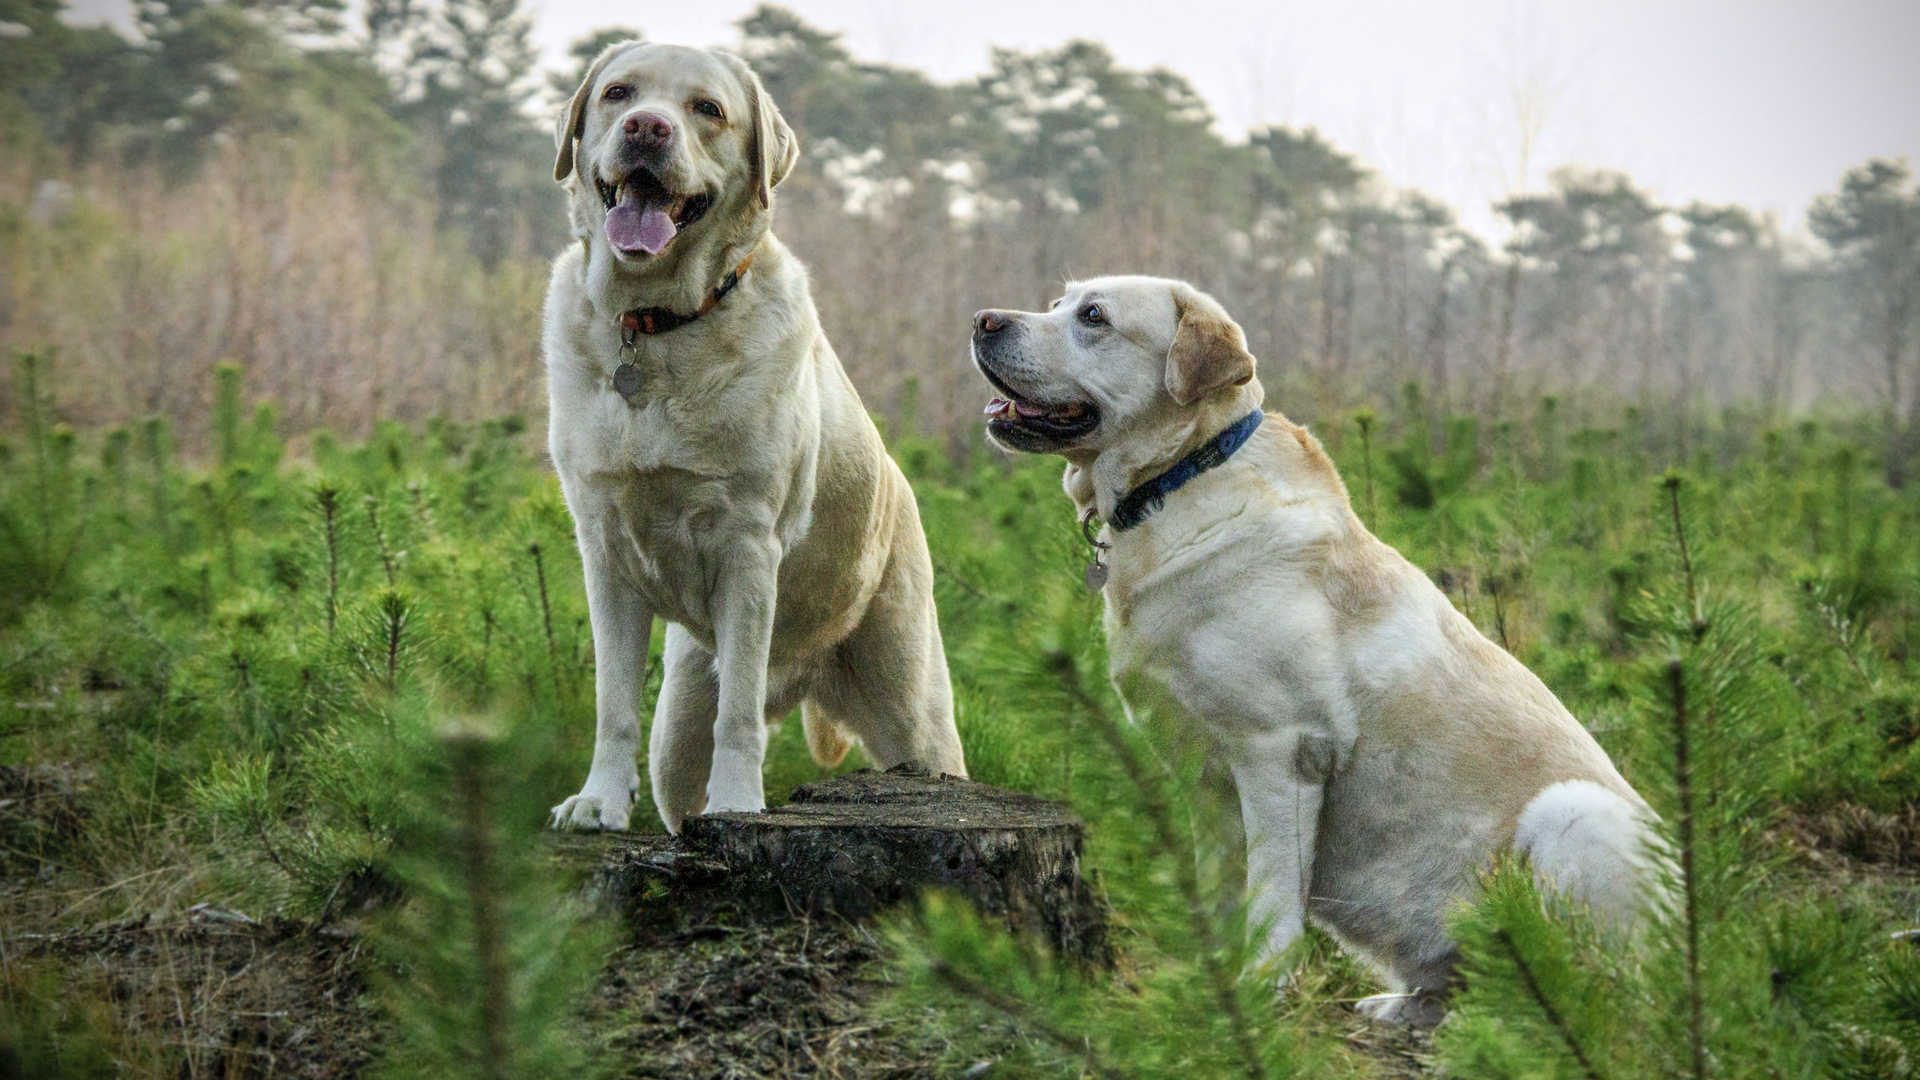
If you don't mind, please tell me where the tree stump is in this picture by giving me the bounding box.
[557,763,1110,964]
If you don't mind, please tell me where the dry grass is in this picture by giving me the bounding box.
[0,134,1504,458]
[3,913,378,1079]
[2,145,549,447]
[1,762,380,1079]
[1778,803,1920,871]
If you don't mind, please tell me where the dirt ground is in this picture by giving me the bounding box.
[3,867,941,1080]
[593,913,944,1079]
[4,914,378,1078]
[0,765,984,1078]
[4,759,1916,1079]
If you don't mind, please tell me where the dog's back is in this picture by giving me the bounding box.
[1251,420,1663,992]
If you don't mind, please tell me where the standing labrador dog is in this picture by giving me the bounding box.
[970,276,1665,1023]
[544,42,965,832]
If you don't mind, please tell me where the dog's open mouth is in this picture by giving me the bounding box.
[977,360,1099,444]
[597,166,711,257]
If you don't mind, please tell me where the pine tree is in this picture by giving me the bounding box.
[1434,472,1920,1078]
[1810,159,1920,487]
[380,0,550,263]
[370,721,609,1079]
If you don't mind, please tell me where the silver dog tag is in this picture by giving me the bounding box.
[1084,561,1108,592]
[612,362,643,398]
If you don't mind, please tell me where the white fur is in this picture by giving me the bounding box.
[544,43,964,832]
[973,275,1667,1024]
[1516,779,1670,933]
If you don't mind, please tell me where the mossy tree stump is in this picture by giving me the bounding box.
[557,764,1109,964]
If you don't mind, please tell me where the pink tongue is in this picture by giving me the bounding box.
[1014,401,1046,418]
[606,202,677,255]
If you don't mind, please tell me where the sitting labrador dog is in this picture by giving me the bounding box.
[544,41,965,832]
[970,275,1665,1024]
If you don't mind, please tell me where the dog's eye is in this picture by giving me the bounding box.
[602,84,629,102]
[692,99,724,120]
[1048,298,1062,310]
[1079,304,1105,326]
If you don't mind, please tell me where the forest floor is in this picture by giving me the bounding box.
[9,755,1915,1078]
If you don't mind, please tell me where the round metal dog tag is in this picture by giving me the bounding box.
[612,362,643,398]
[1084,561,1108,592]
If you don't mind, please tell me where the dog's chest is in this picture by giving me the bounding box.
[1098,531,1347,744]
[549,331,778,471]
[1101,566,1236,734]
[551,388,771,625]
[569,459,743,629]
[561,389,709,475]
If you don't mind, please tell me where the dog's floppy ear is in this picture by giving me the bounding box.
[553,41,638,183]
[1164,283,1255,406]
[719,52,798,209]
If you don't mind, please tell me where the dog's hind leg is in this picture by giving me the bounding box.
[1353,781,1660,1026]
[816,542,965,778]
[648,624,719,834]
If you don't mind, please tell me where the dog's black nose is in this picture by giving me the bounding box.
[622,110,673,148]
[974,310,1009,335]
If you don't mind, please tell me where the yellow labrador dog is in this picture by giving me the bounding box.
[971,276,1664,1023]
[544,42,965,832]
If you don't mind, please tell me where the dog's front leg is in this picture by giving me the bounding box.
[1232,734,1331,982]
[550,541,654,831]
[703,536,780,815]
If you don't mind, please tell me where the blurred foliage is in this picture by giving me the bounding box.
[2,2,1915,480]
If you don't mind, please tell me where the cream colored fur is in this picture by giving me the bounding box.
[544,42,964,833]
[971,275,1666,1024]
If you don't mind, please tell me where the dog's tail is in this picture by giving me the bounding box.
[1515,779,1673,937]
[801,701,853,768]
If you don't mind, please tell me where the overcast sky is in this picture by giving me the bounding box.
[67,0,1920,239]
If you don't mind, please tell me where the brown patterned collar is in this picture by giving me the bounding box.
[617,246,759,338]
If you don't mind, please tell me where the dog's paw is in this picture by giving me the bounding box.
[703,752,766,816]
[548,773,637,831]
[1354,992,1446,1028]
[703,790,766,815]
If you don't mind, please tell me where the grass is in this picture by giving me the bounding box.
[4,356,1919,1076]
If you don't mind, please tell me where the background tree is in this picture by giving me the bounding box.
[1673,202,1802,424]
[1233,125,1366,418]
[546,26,643,105]
[0,0,139,167]
[1810,158,1920,485]
[0,0,1913,464]
[379,0,550,263]
[1498,169,1671,405]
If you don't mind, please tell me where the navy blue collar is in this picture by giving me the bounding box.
[1108,410,1264,531]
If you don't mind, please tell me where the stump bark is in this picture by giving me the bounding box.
[556,764,1109,964]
